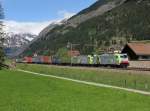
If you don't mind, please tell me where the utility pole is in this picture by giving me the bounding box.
[71,43,80,66]
[67,42,80,66]
[70,43,73,66]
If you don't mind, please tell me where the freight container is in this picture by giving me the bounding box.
[80,56,88,64]
[71,56,78,64]
[52,56,61,64]
[93,55,99,65]
[59,56,70,64]
[32,56,41,64]
[24,57,32,63]
[32,57,36,63]
[16,58,23,63]
[41,56,52,64]
[99,54,116,65]
[87,55,94,64]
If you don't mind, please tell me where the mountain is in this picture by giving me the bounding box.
[4,20,63,57]
[4,32,36,47]
[22,0,150,56]
[4,32,37,57]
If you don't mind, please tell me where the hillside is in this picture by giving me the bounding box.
[22,0,150,56]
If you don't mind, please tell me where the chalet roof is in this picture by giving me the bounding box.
[126,43,150,55]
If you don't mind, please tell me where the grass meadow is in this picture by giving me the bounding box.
[0,69,150,111]
[18,64,150,91]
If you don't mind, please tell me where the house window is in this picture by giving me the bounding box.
[139,56,150,60]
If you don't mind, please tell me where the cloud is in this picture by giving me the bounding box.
[3,20,60,35]
[3,10,76,35]
[58,10,76,19]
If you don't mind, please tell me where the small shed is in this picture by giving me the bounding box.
[122,43,150,60]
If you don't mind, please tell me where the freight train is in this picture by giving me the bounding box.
[16,53,129,68]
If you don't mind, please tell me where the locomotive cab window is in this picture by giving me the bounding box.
[120,55,127,59]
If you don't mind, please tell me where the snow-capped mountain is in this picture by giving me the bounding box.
[3,19,67,57]
[3,32,37,57]
[4,32,37,48]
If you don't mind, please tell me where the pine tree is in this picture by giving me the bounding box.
[0,2,4,68]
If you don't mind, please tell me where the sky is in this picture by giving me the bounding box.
[2,0,97,35]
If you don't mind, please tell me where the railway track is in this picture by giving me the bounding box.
[100,66,150,72]
[62,64,150,72]
[126,67,150,72]
[69,64,150,72]
[18,62,150,72]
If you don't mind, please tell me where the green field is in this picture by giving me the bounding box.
[0,69,150,111]
[18,64,150,91]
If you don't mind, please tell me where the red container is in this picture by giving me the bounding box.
[24,57,32,63]
[41,56,52,64]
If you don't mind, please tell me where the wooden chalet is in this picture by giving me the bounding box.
[122,43,150,60]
